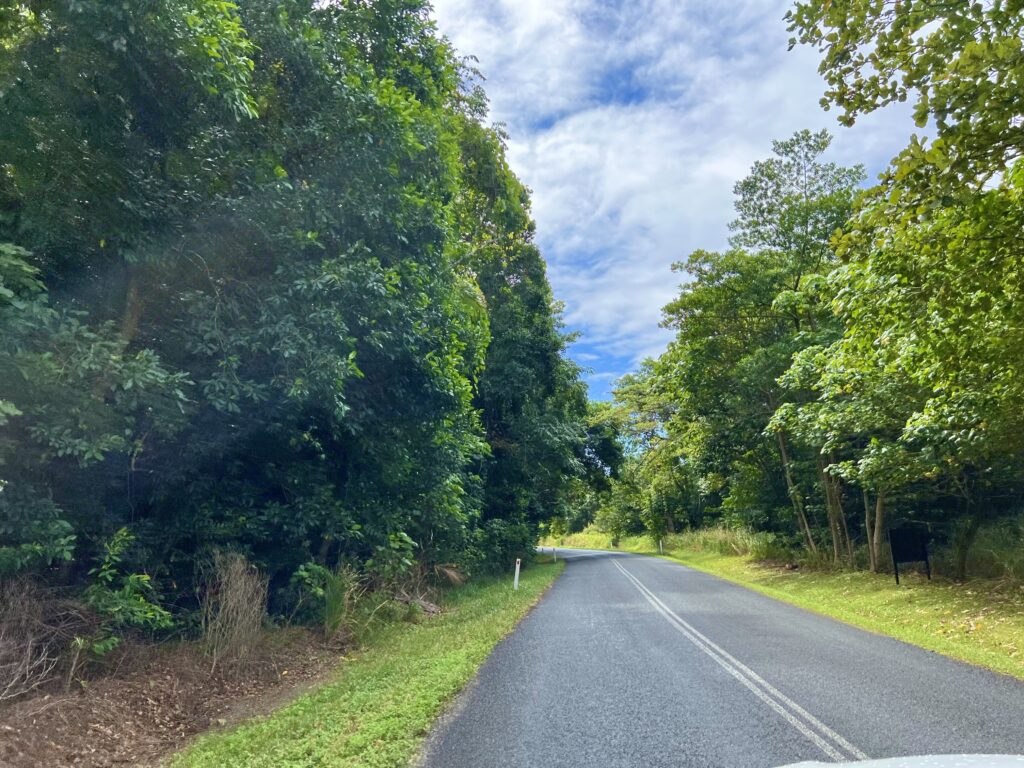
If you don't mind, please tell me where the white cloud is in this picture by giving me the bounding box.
[431,0,916,397]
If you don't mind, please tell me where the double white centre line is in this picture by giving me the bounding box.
[612,559,868,763]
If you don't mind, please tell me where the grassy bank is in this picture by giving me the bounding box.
[545,529,1024,680]
[172,560,563,768]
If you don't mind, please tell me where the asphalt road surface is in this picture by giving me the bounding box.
[420,549,1024,768]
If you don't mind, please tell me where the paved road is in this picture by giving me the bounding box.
[420,549,1024,768]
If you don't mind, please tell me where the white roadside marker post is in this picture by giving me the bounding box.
[659,538,663,554]
[513,558,521,590]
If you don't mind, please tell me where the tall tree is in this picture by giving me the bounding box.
[0,0,598,615]
[657,131,862,560]
[788,0,1024,577]
[453,116,599,566]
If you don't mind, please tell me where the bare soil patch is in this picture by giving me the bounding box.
[0,628,340,768]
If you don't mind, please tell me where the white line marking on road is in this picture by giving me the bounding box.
[555,551,627,560]
[612,559,868,763]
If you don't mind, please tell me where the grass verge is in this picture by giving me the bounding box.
[545,530,1024,680]
[171,560,564,768]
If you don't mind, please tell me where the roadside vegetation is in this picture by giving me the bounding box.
[0,0,618,736]
[0,3,615,765]
[552,4,1024,593]
[547,4,1024,684]
[3,0,1023,762]
[174,560,562,768]
[547,528,1024,680]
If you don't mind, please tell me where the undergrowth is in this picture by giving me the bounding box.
[173,560,564,768]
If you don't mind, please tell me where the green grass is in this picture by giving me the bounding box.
[545,529,1024,680]
[172,560,564,768]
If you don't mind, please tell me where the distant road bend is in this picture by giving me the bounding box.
[420,549,1024,768]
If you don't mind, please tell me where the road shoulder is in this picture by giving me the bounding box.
[172,560,565,768]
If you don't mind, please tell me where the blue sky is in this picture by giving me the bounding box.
[430,0,916,400]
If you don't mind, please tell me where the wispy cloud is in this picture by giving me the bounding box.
[432,0,915,398]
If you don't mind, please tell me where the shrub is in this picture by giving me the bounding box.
[289,560,435,648]
[470,519,537,574]
[200,552,267,672]
[934,517,1024,582]
[667,527,794,561]
[323,566,366,646]
[72,527,173,677]
[0,579,95,701]
[0,485,75,577]
[746,532,793,562]
[83,529,172,637]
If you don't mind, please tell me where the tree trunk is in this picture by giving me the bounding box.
[776,431,816,554]
[872,493,885,573]
[954,509,983,582]
[819,460,835,561]
[863,489,876,572]
[840,494,853,563]
[819,457,851,566]
[92,268,146,401]
[120,268,145,345]
[663,509,675,535]
[830,453,853,564]
[317,536,333,564]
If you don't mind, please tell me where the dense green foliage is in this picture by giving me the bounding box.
[0,1,607,625]
[578,2,1024,580]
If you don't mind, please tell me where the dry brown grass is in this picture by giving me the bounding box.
[200,553,268,673]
